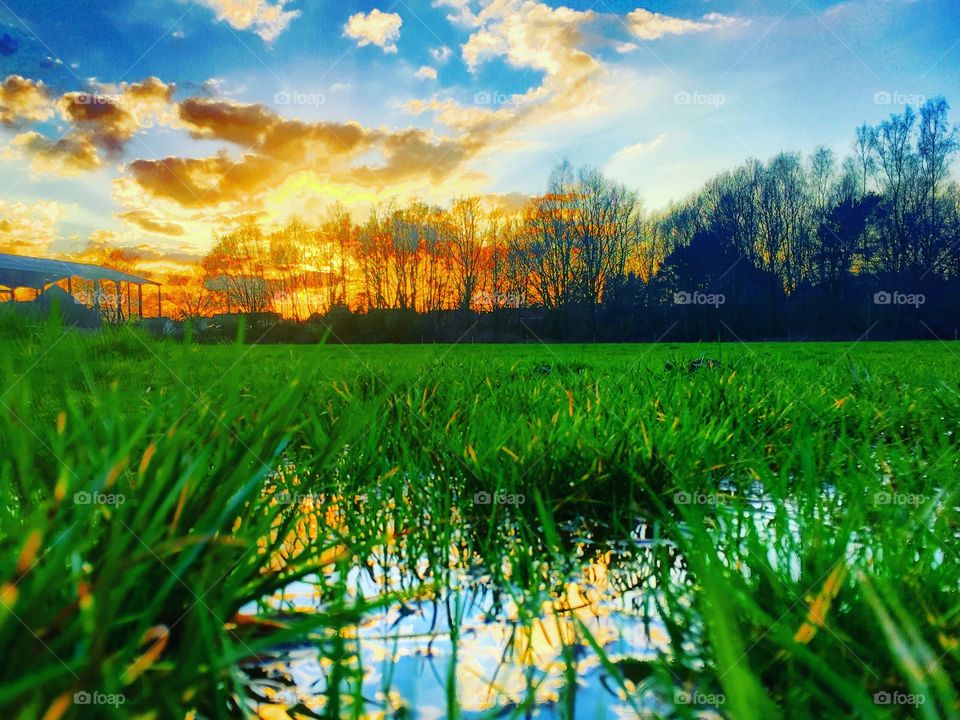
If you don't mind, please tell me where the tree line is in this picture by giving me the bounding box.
[165,96,960,342]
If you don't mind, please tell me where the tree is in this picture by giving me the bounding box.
[447,197,486,310]
[918,97,960,275]
[318,202,354,309]
[203,224,270,313]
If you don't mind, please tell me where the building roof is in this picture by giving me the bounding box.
[0,252,159,290]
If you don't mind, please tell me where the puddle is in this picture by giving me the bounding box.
[235,536,717,719]
[234,476,871,718]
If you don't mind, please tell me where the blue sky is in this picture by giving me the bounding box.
[0,0,958,263]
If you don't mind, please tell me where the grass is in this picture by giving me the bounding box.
[1,311,959,719]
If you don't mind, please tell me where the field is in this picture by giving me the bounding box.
[1,315,959,719]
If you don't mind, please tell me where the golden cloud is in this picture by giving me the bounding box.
[0,198,71,255]
[9,77,176,176]
[58,77,176,155]
[118,209,186,237]
[126,97,486,215]
[0,75,54,126]
[12,131,102,175]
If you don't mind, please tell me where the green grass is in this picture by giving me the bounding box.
[1,313,959,719]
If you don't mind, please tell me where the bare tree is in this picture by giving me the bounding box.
[447,197,486,310]
[203,224,270,313]
[918,97,960,273]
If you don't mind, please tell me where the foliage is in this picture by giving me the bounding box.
[1,324,959,718]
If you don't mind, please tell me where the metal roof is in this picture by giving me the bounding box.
[0,252,160,290]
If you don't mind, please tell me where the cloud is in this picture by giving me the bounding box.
[118,209,186,236]
[0,1,750,247]
[0,198,70,254]
[178,96,277,147]
[344,9,403,53]
[411,0,745,162]
[12,131,102,175]
[0,75,54,125]
[626,8,745,41]
[58,94,141,155]
[461,1,597,77]
[125,97,482,216]
[9,77,176,175]
[431,45,453,64]
[433,0,478,26]
[76,230,203,269]
[197,0,300,41]
[411,0,605,141]
[610,133,668,161]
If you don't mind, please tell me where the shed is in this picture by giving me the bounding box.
[0,252,163,318]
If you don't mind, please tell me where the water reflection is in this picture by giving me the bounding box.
[238,545,702,719]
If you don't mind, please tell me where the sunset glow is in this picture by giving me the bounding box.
[2,0,958,294]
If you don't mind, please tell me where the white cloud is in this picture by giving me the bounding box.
[198,0,300,42]
[415,66,438,81]
[610,133,668,161]
[461,1,595,75]
[344,9,403,53]
[431,45,453,64]
[626,8,745,41]
[432,0,478,26]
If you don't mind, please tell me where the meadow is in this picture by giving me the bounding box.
[1,313,958,719]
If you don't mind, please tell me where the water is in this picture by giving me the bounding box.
[235,537,720,719]
[234,476,844,718]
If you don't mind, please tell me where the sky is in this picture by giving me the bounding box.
[0,0,958,267]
